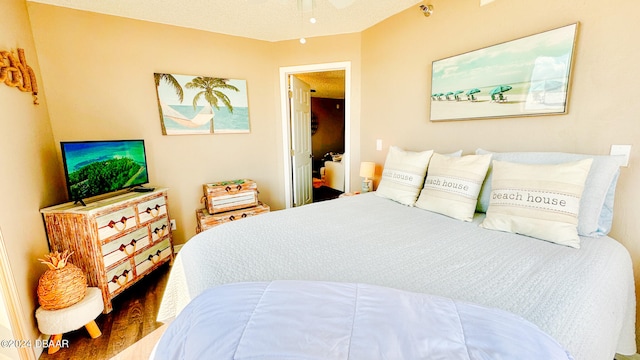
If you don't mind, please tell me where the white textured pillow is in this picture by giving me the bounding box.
[415,153,492,221]
[480,159,593,248]
[375,146,433,206]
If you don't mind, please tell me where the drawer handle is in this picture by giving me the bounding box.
[229,213,248,221]
[119,239,137,256]
[145,204,161,217]
[110,269,129,286]
[148,250,163,264]
[108,216,128,232]
[224,184,243,193]
[153,224,168,237]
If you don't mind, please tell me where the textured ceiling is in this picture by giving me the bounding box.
[295,71,345,99]
[28,0,423,42]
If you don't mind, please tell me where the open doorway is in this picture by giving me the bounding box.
[280,62,351,208]
[296,71,346,203]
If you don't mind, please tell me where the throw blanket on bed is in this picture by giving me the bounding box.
[153,281,574,360]
[158,193,636,360]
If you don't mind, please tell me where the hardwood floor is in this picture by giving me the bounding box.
[38,263,170,360]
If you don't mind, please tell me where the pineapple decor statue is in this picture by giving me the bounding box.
[37,250,87,310]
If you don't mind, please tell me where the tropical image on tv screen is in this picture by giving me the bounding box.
[63,140,148,200]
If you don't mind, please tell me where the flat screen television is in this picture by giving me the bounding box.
[60,140,149,204]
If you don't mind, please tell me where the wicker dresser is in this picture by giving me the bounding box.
[40,189,174,313]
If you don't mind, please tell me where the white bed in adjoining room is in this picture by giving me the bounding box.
[154,148,636,360]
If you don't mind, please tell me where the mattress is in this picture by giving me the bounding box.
[157,193,636,360]
[153,281,574,360]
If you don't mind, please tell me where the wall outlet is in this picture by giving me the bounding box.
[170,219,177,231]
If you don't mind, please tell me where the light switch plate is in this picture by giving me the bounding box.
[376,139,383,151]
[610,145,631,167]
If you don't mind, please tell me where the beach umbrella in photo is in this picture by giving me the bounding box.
[466,88,481,101]
[454,90,464,101]
[466,88,480,96]
[445,91,455,100]
[490,85,512,95]
[490,85,512,101]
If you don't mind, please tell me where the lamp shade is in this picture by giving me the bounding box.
[359,162,375,178]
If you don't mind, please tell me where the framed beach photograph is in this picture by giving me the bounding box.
[154,73,250,135]
[430,23,578,121]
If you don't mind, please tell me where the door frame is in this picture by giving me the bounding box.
[279,61,351,208]
[0,227,36,360]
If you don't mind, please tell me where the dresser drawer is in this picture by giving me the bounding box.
[135,238,172,276]
[150,218,170,242]
[106,261,133,294]
[102,227,150,268]
[137,196,167,223]
[96,207,137,241]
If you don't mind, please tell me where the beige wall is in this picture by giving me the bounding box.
[361,0,640,341]
[27,3,363,245]
[0,0,60,351]
[4,0,639,350]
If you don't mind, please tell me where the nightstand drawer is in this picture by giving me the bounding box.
[195,203,270,233]
[102,227,150,268]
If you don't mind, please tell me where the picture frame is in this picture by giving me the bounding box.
[430,23,578,121]
[154,73,250,135]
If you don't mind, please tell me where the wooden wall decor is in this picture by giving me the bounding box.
[0,48,39,105]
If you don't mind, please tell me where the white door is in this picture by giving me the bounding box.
[289,75,313,206]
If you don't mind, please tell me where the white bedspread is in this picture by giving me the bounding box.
[153,281,574,360]
[158,193,636,360]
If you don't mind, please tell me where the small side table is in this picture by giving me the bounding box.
[35,287,104,354]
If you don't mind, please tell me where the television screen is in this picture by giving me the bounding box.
[61,140,149,202]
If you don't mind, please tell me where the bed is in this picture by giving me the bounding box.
[155,148,636,360]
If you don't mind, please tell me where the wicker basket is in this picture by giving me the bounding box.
[37,262,87,310]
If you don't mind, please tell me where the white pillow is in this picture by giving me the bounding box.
[415,153,492,221]
[480,159,593,248]
[375,146,433,206]
[475,149,620,237]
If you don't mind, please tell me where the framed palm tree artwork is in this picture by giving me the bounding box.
[154,73,250,135]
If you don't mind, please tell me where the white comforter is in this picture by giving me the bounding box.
[158,193,636,360]
[153,281,574,360]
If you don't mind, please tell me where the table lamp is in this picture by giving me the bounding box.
[359,162,375,193]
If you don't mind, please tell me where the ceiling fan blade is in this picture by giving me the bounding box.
[327,0,356,9]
